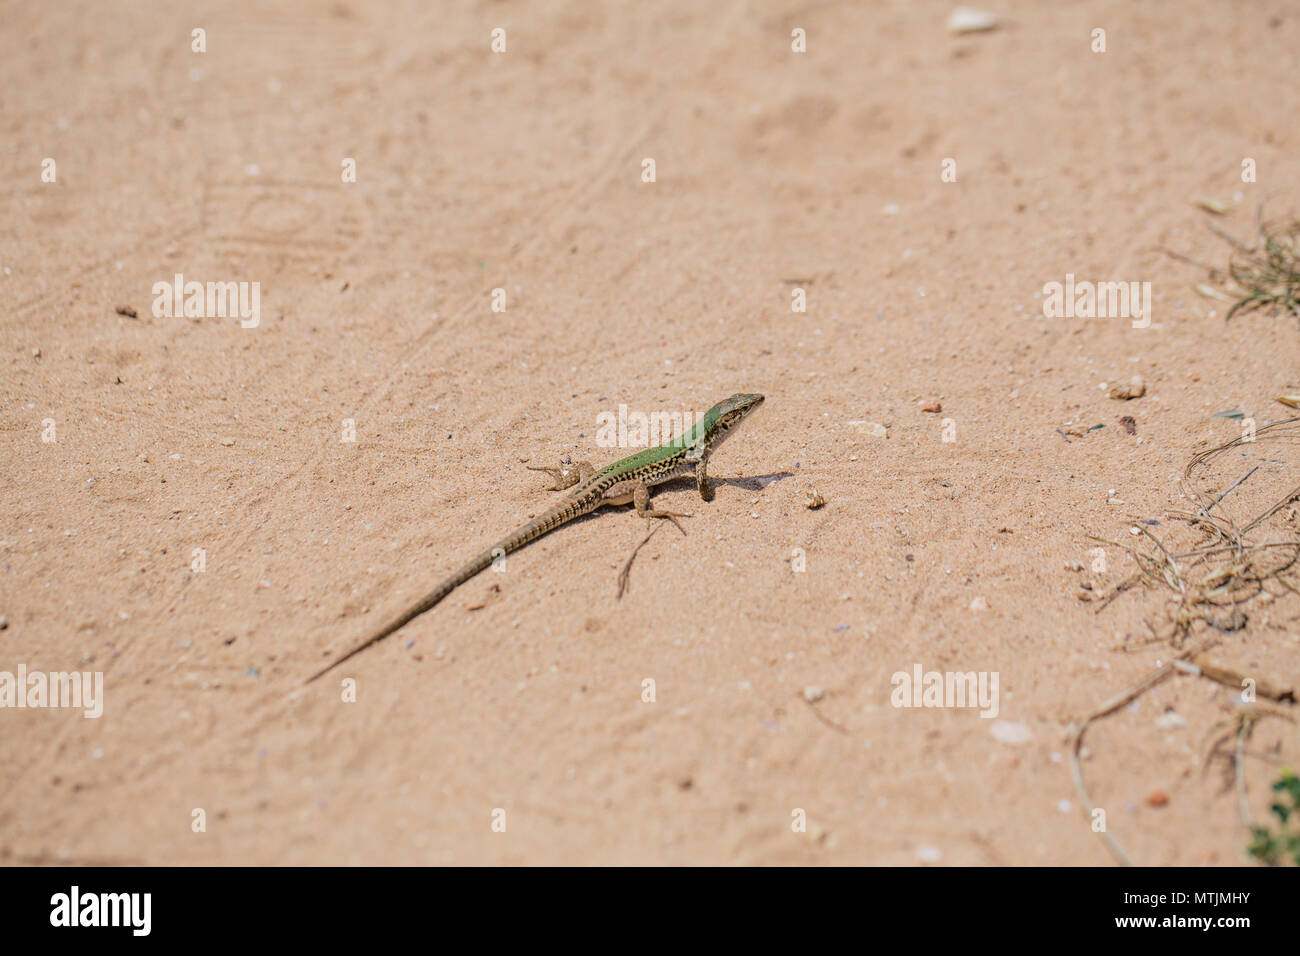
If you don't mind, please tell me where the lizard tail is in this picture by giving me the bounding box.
[304,496,595,684]
[304,548,496,684]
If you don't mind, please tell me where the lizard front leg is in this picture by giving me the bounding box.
[526,456,595,491]
[695,450,714,502]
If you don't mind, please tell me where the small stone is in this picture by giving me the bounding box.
[1155,712,1187,730]
[990,720,1032,745]
[916,844,942,863]
[1118,415,1137,435]
[32,347,41,358]
[1146,790,1169,807]
[849,420,888,439]
[802,685,825,703]
[114,305,138,318]
[947,8,998,34]
[920,399,942,413]
[1109,375,1146,400]
[220,438,235,446]
[969,596,989,611]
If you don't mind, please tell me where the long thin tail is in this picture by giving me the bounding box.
[305,495,593,683]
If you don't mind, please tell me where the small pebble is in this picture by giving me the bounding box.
[802,685,825,703]
[1155,712,1187,730]
[1108,375,1146,400]
[947,7,998,33]
[1146,790,1169,808]
[920,399,942,413]
[917,844,942,863]
[849,421,888,439]
[991,720,1032,745]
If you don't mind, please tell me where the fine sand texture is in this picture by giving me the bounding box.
[2,1,1298,864]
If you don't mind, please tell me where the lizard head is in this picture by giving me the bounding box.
[698,393,764,452]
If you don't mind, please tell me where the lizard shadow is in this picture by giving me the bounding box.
[707,470,796,493]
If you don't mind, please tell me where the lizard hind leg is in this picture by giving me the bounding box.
[630,482,691,536]
[526,456,595,491]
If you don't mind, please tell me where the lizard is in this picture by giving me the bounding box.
[305,392,765,683]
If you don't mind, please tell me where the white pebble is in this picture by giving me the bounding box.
[917,844,942,863]
[947,7,999,34]
[991,720,1032,745]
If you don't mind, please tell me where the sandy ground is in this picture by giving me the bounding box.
[2,0,1298,865]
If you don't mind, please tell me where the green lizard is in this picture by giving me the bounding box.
[306,392,764,682]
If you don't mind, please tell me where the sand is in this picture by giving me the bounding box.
[2,1,1298,865]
